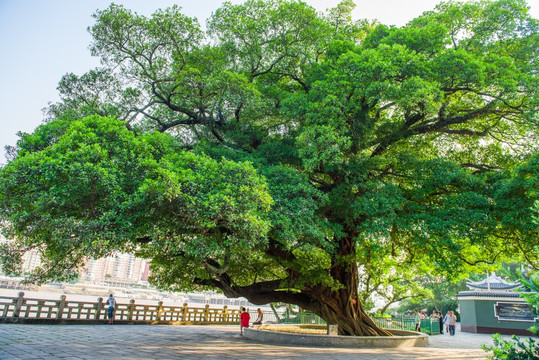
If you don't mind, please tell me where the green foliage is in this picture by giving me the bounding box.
[516,270,539,313]
[482,327,539,360]
[395,276,466,315]
[0,116,271,283]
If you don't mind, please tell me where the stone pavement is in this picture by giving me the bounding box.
[0,323,521,360]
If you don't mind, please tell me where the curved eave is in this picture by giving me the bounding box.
[457,291,526,301]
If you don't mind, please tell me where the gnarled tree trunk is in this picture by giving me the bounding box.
[309,230,392,336]
[313,291,391,336]
[211,231,393,336]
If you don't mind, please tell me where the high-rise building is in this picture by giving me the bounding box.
[82,253,151,283]
[21,249,42,273]
[0,235,151,283]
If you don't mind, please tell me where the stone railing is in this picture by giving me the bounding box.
[0,292,242,325]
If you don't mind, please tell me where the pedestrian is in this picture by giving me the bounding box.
[105,294,116,325]
[414,309,421,332]
[438,311,444,334]
[443,311,450,334]
[253,308,263,325]
[240,307,250,335]
[448,311,457,336]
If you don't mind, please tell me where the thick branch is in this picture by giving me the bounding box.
[370,101,498,156]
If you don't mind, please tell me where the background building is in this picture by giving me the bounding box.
[81,254,151,283]
[0,235,150,284]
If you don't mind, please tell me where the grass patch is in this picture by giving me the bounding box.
[255,325,326,335]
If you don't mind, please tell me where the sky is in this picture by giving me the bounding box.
[0,0,538,165]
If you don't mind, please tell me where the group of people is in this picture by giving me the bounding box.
[105,297,459,337]
[414,309,457,336]
[240,307,264,335]
[442,311,458,336]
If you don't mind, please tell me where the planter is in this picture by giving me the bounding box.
[244,325,428,348]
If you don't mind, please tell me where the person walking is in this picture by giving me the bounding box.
[240,307,250,335]
[443,311,450,334]
[105,294,116,325]
[414,310,421,332]
[438,311,444,334]
[448,311,457,336]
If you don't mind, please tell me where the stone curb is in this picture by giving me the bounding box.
[244,326,429,348]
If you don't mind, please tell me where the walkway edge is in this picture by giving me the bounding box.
[244,326,429,348]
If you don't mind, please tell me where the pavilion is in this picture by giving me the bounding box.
[457,273,537,335]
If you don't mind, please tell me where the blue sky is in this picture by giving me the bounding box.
[0,0,537,164]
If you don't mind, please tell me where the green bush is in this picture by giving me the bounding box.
[371,311,392,318]
[481,326,539,360]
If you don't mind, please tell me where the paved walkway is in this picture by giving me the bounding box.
[0,324,518,359]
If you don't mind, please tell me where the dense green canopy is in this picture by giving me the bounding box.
[1,0,538,335]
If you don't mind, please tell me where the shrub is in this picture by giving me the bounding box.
[481,326,539,360]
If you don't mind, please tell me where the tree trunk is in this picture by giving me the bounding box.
[216,269,392,335]
[309,230,392,336]
[315,293,392,336]
[269,303,281,322]
[213,230,393,336]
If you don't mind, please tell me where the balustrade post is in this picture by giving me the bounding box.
[204,304,210,322]
[96,297,104,320]
[77,303,84,319]
[223,305,228,322]
[182,303,188,321]
[36,300,44,318]
[12,291,25,318]
[57,295,67,319]
[127,299,136,321]
[156,301,163,322]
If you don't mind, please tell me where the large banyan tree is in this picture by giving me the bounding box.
[1,0,538,335]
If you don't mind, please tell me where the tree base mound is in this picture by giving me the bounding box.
[245,325,428,348]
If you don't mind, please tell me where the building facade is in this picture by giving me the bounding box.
[457,273,537,335]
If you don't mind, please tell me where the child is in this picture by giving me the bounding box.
[240,307,250,335]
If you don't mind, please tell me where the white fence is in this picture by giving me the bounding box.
[0,292,242,324]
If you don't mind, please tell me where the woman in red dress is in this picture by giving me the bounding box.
[240,307,250,335]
